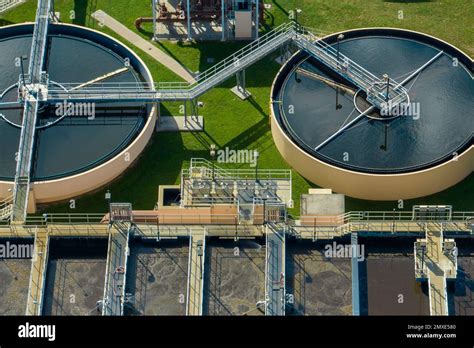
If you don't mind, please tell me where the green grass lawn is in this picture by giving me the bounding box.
[0,0,472,215]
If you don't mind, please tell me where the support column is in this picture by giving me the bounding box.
[156,100,204,132]
[221,0,225,41]
[231,69,251,100]
[255,0,259,39]
[183,99,188,128]
[155,101,161,131]
[190,98,198,122]
[152,0,157,41]
[187,0,192,41]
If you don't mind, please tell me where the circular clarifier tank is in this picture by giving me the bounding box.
[0,24,156,204]
[271,28,473,200]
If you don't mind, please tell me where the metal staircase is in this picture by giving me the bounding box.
[0,195,14,220]
[45,23,409,115]
[0,0,25,13]
[46,22,297,102]
[294,27,409,112]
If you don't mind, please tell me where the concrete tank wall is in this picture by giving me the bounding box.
[270,27,474,201]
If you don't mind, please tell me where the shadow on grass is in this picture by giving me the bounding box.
[0,19,14,26]
[384,0,434,2]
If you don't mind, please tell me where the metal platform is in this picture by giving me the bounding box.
[294,27,409,113]
[414,222,458,316]
[181,158,292,210]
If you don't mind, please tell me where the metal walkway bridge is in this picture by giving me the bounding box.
[45,22,298,103]
[186,229,206,315]
[265,223,286,316]
[43,23,409,109]
[101,203,133,316]
[102,222,130,316]
[11,0,52,223]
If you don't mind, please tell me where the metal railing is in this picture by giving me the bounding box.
[186,158,293,181]
[0,0,25,13]
[12,0,52,223]
[132,212,241,225]
[33,213,105,225]
[46,22,297,102]
[43,22,410,117]
[11,209,471,229]
[290,210,473,237]
[294,211,473,224]
[26,228,49,316]
[28,0,51,83]
[0,195,14,220]
[295,26,408,111]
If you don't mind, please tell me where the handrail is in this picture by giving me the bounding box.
[186,158,293,180]
[0,0,24,12]
[160,22,296,90]
[46,22,298,101]
[0,195,14,209]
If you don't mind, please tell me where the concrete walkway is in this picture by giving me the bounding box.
[92,10,195,83]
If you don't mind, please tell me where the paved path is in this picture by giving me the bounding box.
[92,10,195,83]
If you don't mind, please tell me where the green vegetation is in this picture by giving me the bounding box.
[0,0,472,214]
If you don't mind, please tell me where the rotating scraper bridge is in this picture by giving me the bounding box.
[1,0,473,318]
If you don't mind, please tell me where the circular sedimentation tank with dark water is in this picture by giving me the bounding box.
[0,23,156,204]
[271,28,473,200]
